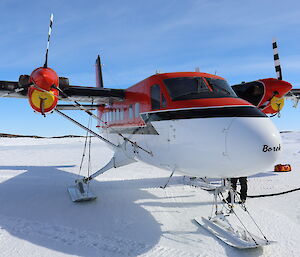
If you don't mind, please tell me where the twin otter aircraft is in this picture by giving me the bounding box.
[1,14,300,248]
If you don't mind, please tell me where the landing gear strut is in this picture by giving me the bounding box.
[67,149,135,202]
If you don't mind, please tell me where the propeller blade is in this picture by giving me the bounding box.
[272,38,282,80]
[43,13,54,68]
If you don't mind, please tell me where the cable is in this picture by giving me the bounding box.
[242,205,269,242]
[78,115,92,178]
[247,187,300,198]
[78,129,89,177]
[87,116,92,179]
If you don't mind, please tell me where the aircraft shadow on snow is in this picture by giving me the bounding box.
[0,165,163,256]
[0,166,266,256]
[0,165,216,257]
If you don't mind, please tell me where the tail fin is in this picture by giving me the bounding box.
[95,55,104,88]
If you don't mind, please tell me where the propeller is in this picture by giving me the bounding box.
[28,13,59,116]
[270,39,292,117]
[272,38,283,80]
[43,13,54,68]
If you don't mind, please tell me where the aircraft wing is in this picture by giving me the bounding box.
[0,80,28,98]
[284,89,300,107]
[0,79,125,104]
[285,89,300,98]
[60,85,125,103]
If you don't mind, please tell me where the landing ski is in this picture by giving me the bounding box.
[194,217,275,249]
[68,180,97,202]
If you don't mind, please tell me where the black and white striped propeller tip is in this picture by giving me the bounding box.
[272,38,283,80]
[43,13,54,68]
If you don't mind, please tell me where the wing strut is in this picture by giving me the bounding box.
[51,85,152,156]
[55,109,118,148]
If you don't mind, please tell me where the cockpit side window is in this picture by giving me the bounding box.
[162,94,167,108]
[151,84,161,110]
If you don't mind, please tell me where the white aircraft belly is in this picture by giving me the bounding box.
[141,118,234,176]
[100,116,281,178]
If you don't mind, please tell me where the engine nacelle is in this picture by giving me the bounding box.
[232,78,292,114]
[28,67,60,114]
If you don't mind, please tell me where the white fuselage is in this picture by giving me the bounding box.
[101,115,281,178]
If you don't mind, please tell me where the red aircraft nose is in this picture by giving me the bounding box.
[30,67,59,91]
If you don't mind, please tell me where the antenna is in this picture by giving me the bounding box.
[43,13,54,68]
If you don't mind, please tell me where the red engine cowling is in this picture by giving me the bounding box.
[232,78,292,114]
[28,67,59,114]
[258,78,292,114]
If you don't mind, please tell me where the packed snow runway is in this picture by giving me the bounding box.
[0,132,300,256]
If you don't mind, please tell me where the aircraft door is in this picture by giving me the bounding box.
[146,84,170,166]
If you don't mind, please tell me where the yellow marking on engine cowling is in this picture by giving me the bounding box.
[30,89,56,109]
[270,96,284,112]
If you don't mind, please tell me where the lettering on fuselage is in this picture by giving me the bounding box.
[262,144,281,152]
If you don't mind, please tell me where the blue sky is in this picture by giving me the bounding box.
[0,0,299,136]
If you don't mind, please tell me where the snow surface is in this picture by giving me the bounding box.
[0,133,300,256]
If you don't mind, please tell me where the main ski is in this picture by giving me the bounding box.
[194,217,275,249]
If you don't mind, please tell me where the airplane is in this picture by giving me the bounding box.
[0,14,299,248]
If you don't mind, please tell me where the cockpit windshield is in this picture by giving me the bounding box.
[164,77,237,101]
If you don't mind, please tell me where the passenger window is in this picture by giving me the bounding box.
[120,109,124,120]
[135,103,140,118]
[129,105,133,119]
[151,85,161,110]
[116,109,120,121]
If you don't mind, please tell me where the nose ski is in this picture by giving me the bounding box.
[194,216,274,249]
